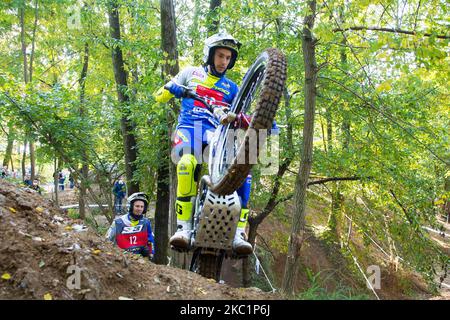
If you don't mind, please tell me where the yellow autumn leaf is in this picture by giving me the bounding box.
[376,81,392,93]
[92,249,101,255]
[44,293,52,300]
[9,207,16,213]
[65,226,73,231]
[194,287,208,295]
[2,273,11,280]
[36,207,44,213]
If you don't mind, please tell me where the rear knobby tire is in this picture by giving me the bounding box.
[193,252,224,282]
[210,48,287,195]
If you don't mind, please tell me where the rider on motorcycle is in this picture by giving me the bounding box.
[154,31,253,255]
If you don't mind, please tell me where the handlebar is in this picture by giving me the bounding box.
[164,83,214,113]
[164,82,251,129]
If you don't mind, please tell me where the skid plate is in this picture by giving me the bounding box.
[194,190,241,250]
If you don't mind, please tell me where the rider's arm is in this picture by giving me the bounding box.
[106,221,117,243]
[153,67,193,103]
[154,85,174,103]
[146,221,155,254]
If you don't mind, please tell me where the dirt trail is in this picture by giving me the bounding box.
[0,180,280,300]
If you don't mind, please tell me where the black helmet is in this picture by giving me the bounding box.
[127,192,149,215]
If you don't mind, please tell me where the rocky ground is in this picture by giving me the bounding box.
[2,179,447,300]
[0,180,280,300]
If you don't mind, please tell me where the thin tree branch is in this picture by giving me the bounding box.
[308,176,364,186]
[333,26,449,39]
[255,231,276,261]
[413,1,421,31]
[273,176,366,207]
[389,189,413,225]
[0,122,9,136]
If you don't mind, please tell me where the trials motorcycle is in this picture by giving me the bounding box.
[169,49,286,281]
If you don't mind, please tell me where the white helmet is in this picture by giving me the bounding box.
[127,192,149,215]
[203,31,241,70]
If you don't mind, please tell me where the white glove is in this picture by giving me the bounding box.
[213,106,237,125]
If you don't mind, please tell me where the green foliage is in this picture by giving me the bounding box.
[296,268,370,300]
[0,0,448,296]
[249,247,277,292]
[67,208,80,220]
[270,230,289,254]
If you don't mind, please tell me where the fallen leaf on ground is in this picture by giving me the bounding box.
[1,273,11,280]
[194,287,207,295]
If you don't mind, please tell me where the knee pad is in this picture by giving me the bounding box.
[176,199,193,222]
[177,154,198,197]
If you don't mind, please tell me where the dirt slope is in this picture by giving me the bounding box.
[0,180,280,300]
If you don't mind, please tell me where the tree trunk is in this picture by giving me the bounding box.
[282,0,317,297]
[19,6,28,84]
[21,140,27,180]
[327,182,343,241]
[107,0,139,194]
[53,157,59,206]
[3,123,15,168]
[190,0,202,63]
[339,7,351,150]
[79,164,88,219]
[30,142,36,180]
[29,0,38,82]
[207,0,221,35]
[326,107,333,151]
[156,0,180,266]
[243,222,258,287]
[78,42,90,220]
[383,212,397,270]
[444,176,450,223]
[154,158,170,265]
[28,1,39,181]
[19,7,29,182]
[19,2,38,181]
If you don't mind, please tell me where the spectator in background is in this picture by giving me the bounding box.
[1,166,8,179]
[58,171,65,191]
[69,172,75,189]
[23,175,32,186]
[30,179,42,195]
[113,177,126,215]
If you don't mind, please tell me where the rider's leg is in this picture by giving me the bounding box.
[234,174,253,255]
[170,125,205,249]
[169,153,199,249]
